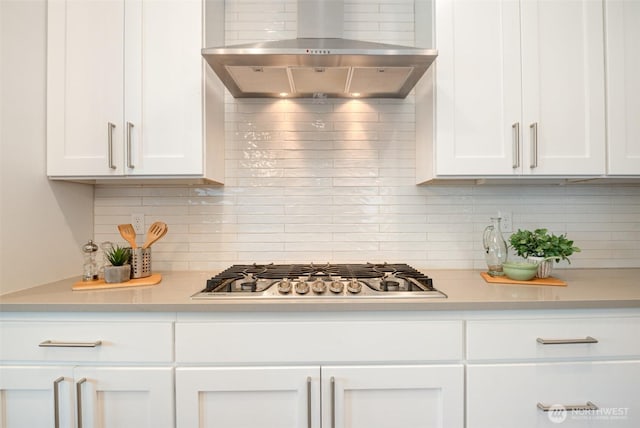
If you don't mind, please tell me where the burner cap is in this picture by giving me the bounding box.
[240,281,257,292]
[382,280,400,291]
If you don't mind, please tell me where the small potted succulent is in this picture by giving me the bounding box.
[103,245,132,283]
[508,228,581,278]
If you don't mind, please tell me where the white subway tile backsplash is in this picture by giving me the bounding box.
[90,0,640,270]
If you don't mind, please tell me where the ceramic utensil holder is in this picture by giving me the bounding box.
[131,248,152,278]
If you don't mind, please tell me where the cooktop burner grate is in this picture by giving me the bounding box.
[196,263,446,299]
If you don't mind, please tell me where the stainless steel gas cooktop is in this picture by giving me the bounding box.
[192,263,447,299]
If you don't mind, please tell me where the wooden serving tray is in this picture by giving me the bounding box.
[480,271,567,287]
[72,273,162,291]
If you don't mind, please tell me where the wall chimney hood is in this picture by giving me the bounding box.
[201,0,437,99]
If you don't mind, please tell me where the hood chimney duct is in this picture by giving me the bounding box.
[297,0,344,38]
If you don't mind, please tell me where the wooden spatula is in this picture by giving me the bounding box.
[142,221,168,249]
[117,224,137,249]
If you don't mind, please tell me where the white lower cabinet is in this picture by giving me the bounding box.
[467,361,640,428]
[175,364,463,428]
[174,317,465,428]
[0,366,74,428]
[466,316,640,428]
[323,365,463,428]
[74,366,174,428]
[0,318,175,428]
[3,311,639,428]
[0,365,173,428]
[176,366,320,428]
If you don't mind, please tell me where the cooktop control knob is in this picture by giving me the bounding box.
[312,279,326,294]
[278,279,292,294]
[296,281,310,295]
[347,279,362,294]
[329,280,344,294]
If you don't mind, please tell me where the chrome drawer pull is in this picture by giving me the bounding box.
[76,378,87,428]
[529,122,538,168]
[538,401,598,412]
[53,376,64,428]
[107,122,116,170]
[306,377,312,428]
[512,122,520,168]
[331,376,336,428]
[39,340,102,348]
[126,121,135,169]
[536,336,598,345]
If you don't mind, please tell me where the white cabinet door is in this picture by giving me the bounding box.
[605,0,640,175]
[124,0,203,176]
[47,0,125,176]
[75,366,174,428]
[434,0,522,176]
[322,365,464,428]
[467,361,640,428]
[520,0,606,175]
[175,366,321,428]
[0,366,74,428]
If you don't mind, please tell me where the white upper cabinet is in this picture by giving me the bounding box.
[47,0,222,182]
[434,0,522,176]
[123,0,203,176]
[520,0,605,176]
[47,0,125,176]
[429,0,606,179]
[605,0,640,175]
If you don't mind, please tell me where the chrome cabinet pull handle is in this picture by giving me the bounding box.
[306,377,312,428]
[76,378,87,428]
[53,376,64,428]
[537,336,598,345]
[529,122,538,168]
[40,340,102,348]
[126,121,135,169]
[538,401,598,412]
[331,376,336,428]
[107,122,116,170]
[512,122,520,168]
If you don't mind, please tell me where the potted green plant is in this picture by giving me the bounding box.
[508,228,581,278]
[104,245,132,283]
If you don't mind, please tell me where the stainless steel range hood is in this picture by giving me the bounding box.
[201,1,437,99]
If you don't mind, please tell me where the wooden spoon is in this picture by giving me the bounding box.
[142,221,168,249]
[117,224,137,249]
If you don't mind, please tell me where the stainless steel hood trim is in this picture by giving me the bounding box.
[202,38,437,99]
[203,37,437,55]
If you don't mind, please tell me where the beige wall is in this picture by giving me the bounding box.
[0,0,93,294]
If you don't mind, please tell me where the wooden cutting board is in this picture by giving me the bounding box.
[72,273,162,291]
[480,271,567,287]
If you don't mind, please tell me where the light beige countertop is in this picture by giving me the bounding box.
[1,269,639,312]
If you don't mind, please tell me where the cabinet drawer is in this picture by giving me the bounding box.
[467,361,640,428]
[0,321,173,362]
[467,317,640,361]
[176,320,463,363]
